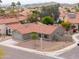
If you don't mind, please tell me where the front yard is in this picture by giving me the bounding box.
[0,35,74,52]
[16,37,74,52]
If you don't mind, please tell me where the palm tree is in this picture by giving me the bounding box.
[11,2,16,9]
[10,2,18,17]
[16,1,21,15]
[0,0,2,15]
[0,0,2,3]
[41,4,60,21]
[16,1,21,8]
[0,0,2,8]
[0,9,5,16]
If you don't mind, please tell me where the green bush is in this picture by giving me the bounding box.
[61,22,71,31]
[31,32,38,40]
[42,16,54,25]
[76,8,79,12]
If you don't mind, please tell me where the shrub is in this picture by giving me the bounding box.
[61,21,71,31]
[42,16,54,25]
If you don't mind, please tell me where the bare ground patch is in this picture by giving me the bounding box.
[16,39,74,52]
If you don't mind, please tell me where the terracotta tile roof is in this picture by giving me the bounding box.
[8,23,58,35]
[60,12,67,17]
[0,10,29,24]
[65,13,79,24]
[60,11,79,24]
[66,17,79,24]
[0,16,26,24]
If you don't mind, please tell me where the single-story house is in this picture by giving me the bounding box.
[59,11,79,32]
[8,23,65,41]
[0,10,30,35]
[64,13,79,30]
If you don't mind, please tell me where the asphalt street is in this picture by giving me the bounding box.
[59,46,79,59]
[0,45,57,59]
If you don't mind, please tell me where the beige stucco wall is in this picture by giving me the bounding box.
[12,26,65,41]
[12,30,23,40]
[49,26,65,40]
[0,24,7,35]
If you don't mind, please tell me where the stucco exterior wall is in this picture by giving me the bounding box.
[0,24,7,35]
[12,26,65,41]
[12,31,23,40]
[23,33,40,40]
[49,26,65,40]
[23,33,32,40]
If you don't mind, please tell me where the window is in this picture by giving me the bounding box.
[39,34,41,37]
[72,25,76,29]
[44,35,48,38]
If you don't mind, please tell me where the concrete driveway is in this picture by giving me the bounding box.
[0,39,18,45]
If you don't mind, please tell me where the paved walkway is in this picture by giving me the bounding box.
[0,39,18,45]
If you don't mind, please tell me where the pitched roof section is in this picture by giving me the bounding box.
[8,23,58,35]
[0,10,29,24]
[65,13,79,24]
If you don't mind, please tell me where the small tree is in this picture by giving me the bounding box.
[42,16,54,25]
[11,2,16,9]
[61,21,71,31]
[75,7,79,12]
[31,32,38,48]
[41,4,60,20]
[16,1,21,12]
[28,10,40,23]
[0,0,2,3]
[0,0,2,8]
[0,9,5,16]
[16,1,21,7]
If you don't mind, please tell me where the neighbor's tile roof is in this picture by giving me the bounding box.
[0,10,29,24]
[8,23,58,35]
[60,10,79,24]
[65,13,79,24]
[0,16,26,24]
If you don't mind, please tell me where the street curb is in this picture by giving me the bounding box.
[72,33,79,43]
[0,43,64,59]
[0,33,78,58]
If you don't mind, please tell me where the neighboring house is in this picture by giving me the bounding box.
[8,23,65,41]
[59,7,79,31]
[65,13,79,30]
[0,10,29,35]
[0,24,7,35]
